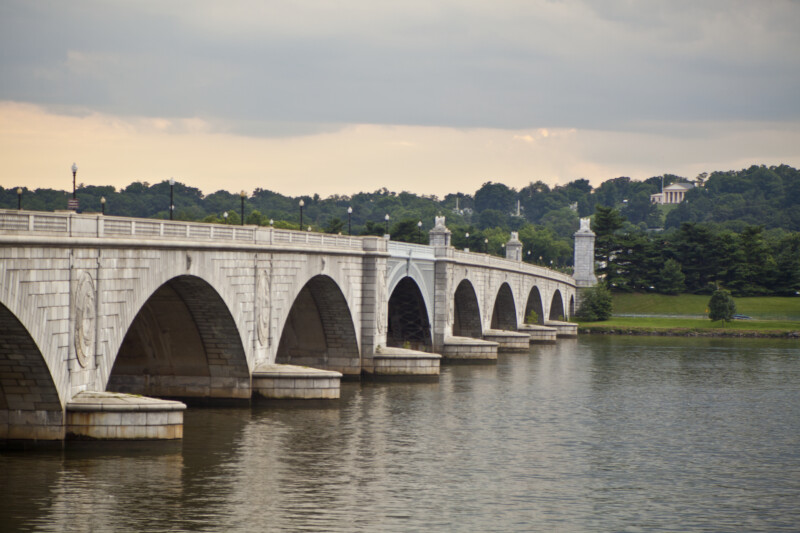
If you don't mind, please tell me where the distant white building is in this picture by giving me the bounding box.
[651,182,695,204]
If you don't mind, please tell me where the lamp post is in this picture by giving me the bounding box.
[465,232,469,251]
[69,163,79,211]
[384,214,390,236]
[223,211,228,224]
[71,163,77,199]
[417,221,422,244]
[347,206,353,235]
[169,177,175,220]
[17,188,22,210]
[240,190,246,226]
[100,196,106,215]
[269,219,274,226]
[299,199,304,229]
[484,238,488,254]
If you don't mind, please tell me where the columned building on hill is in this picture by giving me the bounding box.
[651,182,695,204]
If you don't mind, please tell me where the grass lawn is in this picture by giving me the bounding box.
[611,293,800,320]
[579,316,800,331]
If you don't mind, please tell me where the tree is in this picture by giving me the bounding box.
[474,181,516,214]
[656,259,685,294]
[576,284,613,321]
[593,205,626,288]
[708,288,736,323]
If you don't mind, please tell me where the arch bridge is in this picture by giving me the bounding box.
[0,211,576,441]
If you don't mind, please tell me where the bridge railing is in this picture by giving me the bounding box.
[387,240,435,260]
[0,210,364,250]
[452,249,574,284]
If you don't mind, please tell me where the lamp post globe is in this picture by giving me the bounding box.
[484,238,489,254]
[240,190,246,226]
[100,196,106,215]
[417,220,422,244]
[16,188,22,210]
[384,214,390,236]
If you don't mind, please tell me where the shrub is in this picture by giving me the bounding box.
[708,288,736,323]
[576,283,613,321]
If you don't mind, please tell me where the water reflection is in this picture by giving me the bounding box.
[2,337,799,532]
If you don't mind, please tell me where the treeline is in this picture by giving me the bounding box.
[594,206,800,297]
[2,164,799,276]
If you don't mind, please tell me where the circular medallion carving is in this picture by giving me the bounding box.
[74,271,96,367]
[256,268,270,346]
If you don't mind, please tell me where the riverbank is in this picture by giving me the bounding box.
[577,316,800,338]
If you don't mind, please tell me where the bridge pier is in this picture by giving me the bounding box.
[518,324,558,343]
[441,336,498,363]
[482,329,532,352]
[252,364,342,400]
[66,392,185,440]
[365,347,441,381]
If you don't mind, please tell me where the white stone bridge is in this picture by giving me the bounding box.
[0,210,578,442]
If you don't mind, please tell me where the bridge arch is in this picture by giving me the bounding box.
[549,289,566,321]
[0,303,63,440]
[276,274,360,375]
[490,282,517,330]
[387,277,432,351]
[524,286,545,325]
[107,275,251,400]
[452,279,483,338]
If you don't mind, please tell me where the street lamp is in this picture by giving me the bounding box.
[16,188,22,210]
[240,190,246,226]
[71,163,77,199]
[484,238,488,254]
[417,221,422,244]
[347,206,353,235]
[299,199,305,229]
[269,219,274,226]
[223,211,228,224]
[100,196,106,215]
[465,232,470,251]
[169,178,176,220]
[385,214,390,236]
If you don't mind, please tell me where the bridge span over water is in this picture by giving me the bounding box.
[0,210,578,442]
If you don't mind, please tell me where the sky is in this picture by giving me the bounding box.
[1,0,799,198]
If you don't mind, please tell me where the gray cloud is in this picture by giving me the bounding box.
[2,0,799,136]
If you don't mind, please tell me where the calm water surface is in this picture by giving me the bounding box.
[2,336,799,532]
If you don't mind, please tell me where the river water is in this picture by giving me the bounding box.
[2,336,799,532]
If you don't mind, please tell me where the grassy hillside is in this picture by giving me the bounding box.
[611,293,800,320]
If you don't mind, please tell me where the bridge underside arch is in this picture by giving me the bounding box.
[108,275,251,401]
[549,290,565,321]
[453,279,482,338]
[276,275,360,375]
[0,304,63,440]
[388,277,432,351]
[525,287,545,325]
[490,282,517,330]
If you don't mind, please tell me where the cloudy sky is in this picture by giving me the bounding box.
[1,0,799,197]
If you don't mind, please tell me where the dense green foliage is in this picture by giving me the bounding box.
[3,164,798,276]
[708,289,737,322]
[576,284,613,321]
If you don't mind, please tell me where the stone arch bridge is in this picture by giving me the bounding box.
[0,211,576,441]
